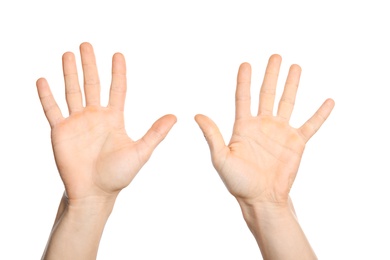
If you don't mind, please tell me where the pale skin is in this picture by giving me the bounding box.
[38,43,333,259]
[195,54,334,259]
[37,42,176,260]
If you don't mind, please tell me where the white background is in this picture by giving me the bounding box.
[1,1,389,259]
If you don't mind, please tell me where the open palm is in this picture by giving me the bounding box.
[195,55,334,205]
[37,43,176,201]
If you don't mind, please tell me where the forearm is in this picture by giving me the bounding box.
[42,193,117,260]
[49,191,68,229]
[238,199,316,260]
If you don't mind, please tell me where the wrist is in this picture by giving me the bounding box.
[237,198,294,225]
[42,193,117,259]
[236,199,316,259]
[63,192,118,224]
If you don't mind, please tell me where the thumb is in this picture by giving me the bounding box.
[194,114,227,159]
[137,114,177,162]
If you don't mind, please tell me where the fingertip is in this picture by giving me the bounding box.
[194,114,218,136]
[144,115,177,142]
[36,77,48,88]
[156,114,178,132]
[113,52,126,64]
[113,52,125,59]
[194,115,226,155]
[80,41,92,47]
[194,113,203,121]
[290,64,302,72]
[194,114,210,126]
[36,77,45,85]
[326,98,335,107]
[239,62,251,70]
[62,51,75,61]
[80,42,93,52]
[270,53,282,62]
[165,114,178,124]
[238,62,252,76]
[112,52,127,73]
[321,98,335,112]
[324,98,336,115]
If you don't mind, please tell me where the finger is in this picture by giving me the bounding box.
[277,64,301,120]
[63,52,83,114]
[80,42,101,106]
[298,98,335,142]
[194,114,228,160]
[137,114,177,163]
[258,54,282,116]
[36,78,64,128]
[108,53,127,111]
[235,62,252,119]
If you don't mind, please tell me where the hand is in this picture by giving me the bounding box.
[195,54,334,207]
[37,42,176,204]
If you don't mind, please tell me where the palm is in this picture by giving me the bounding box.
[220,116,305,202]
[51,107,139,198]
[37,43,176,201]
[196,55,334,204]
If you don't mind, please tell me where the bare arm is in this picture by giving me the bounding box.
[37,42,176,260]
[41,193,116,259]
[195,55,334,259]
